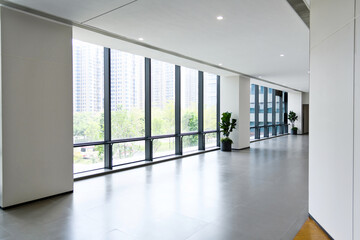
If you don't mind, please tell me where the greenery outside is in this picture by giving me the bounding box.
[74,105,216,173]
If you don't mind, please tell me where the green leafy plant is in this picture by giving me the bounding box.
[288,111,298,130]
[219,112,237,143]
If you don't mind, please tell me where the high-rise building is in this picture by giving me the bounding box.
[110,50,144,111]
[73,40,104,113]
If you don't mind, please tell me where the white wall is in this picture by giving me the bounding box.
[0,7,73,207]
[309,0,357,239]
[354,2,360,239]
[220,75,250,149]
[288,92,303,134]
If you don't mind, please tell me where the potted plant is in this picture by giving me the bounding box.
[288,111,298,135]
[219,112,237,151]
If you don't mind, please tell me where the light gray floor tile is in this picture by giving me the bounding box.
[0,135,308,240]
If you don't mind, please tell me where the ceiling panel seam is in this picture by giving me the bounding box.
[81,0,138,24]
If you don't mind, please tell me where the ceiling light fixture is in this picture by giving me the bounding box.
[280,54,285,57]
[138,37,144,41]
[217,16,224,20]
[218,63,223,66]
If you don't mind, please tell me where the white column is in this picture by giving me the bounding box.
[0,7,73,207]
[354,1,360,239]
[220,75,250,149]
[288,92,303,134]
[310,0,357,239]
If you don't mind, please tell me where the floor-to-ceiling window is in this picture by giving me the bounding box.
[259,86,265,138]
[276,94,282,134]
[181,67,198,153]
[110,49,145,166]
[73,40,104,173]
[250,84,256,140]
[151,60,176,158]
[73,40,220,175]
[268,88,273,136]
[249,83,288,141]
[204,72,218,148]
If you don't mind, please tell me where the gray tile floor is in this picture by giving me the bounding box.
[0,135,308,240]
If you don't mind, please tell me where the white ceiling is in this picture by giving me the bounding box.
[6,0,310,92]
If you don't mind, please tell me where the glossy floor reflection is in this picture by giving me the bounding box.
[0,135,308,240]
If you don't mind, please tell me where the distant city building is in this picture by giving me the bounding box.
[151,60,175,109]
[73,40,104,113]
[181,67,198,109]
[204,72,217,107]
[73,40,217,113]
[110,49,144,111]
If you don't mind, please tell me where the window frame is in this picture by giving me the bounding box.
[250,84,288,141]
[73,46,220,174]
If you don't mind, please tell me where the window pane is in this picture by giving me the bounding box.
[250,84,255,140]
[73,40,104,144]
[204,73,217,131]
[151,60,175,135]
[181,67,198,133]
[259,86,264,127]
[183,135,198,153]
[110,49,145,139]
[268,88,273,128]
[112,141,145,166]
[268,126,274,137]
[205,133,217,148]
[74,145,104,173]
[153,138,175,158]
[276,95,281,125]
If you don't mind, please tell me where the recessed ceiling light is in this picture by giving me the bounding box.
[138,37,144,41]
[280,54,285,57]
[218,63,223,66]
[217,16,224,20]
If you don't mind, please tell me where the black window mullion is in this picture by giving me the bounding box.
[104,48,112,169]
[175,65,182,155]
[198,71,205,150]
[145,58,153,161]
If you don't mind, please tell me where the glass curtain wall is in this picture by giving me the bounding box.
[267,88,273,136]
[250,84,255,140]
[259,86,265,138]
[204,73,218,148]
[73,40,220,174]
[250,83,288,141]
[181,67,198,153]
[151,60,176,158]
[276,94,283,134]
[110,49,145,166]
[73,40,104,173]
